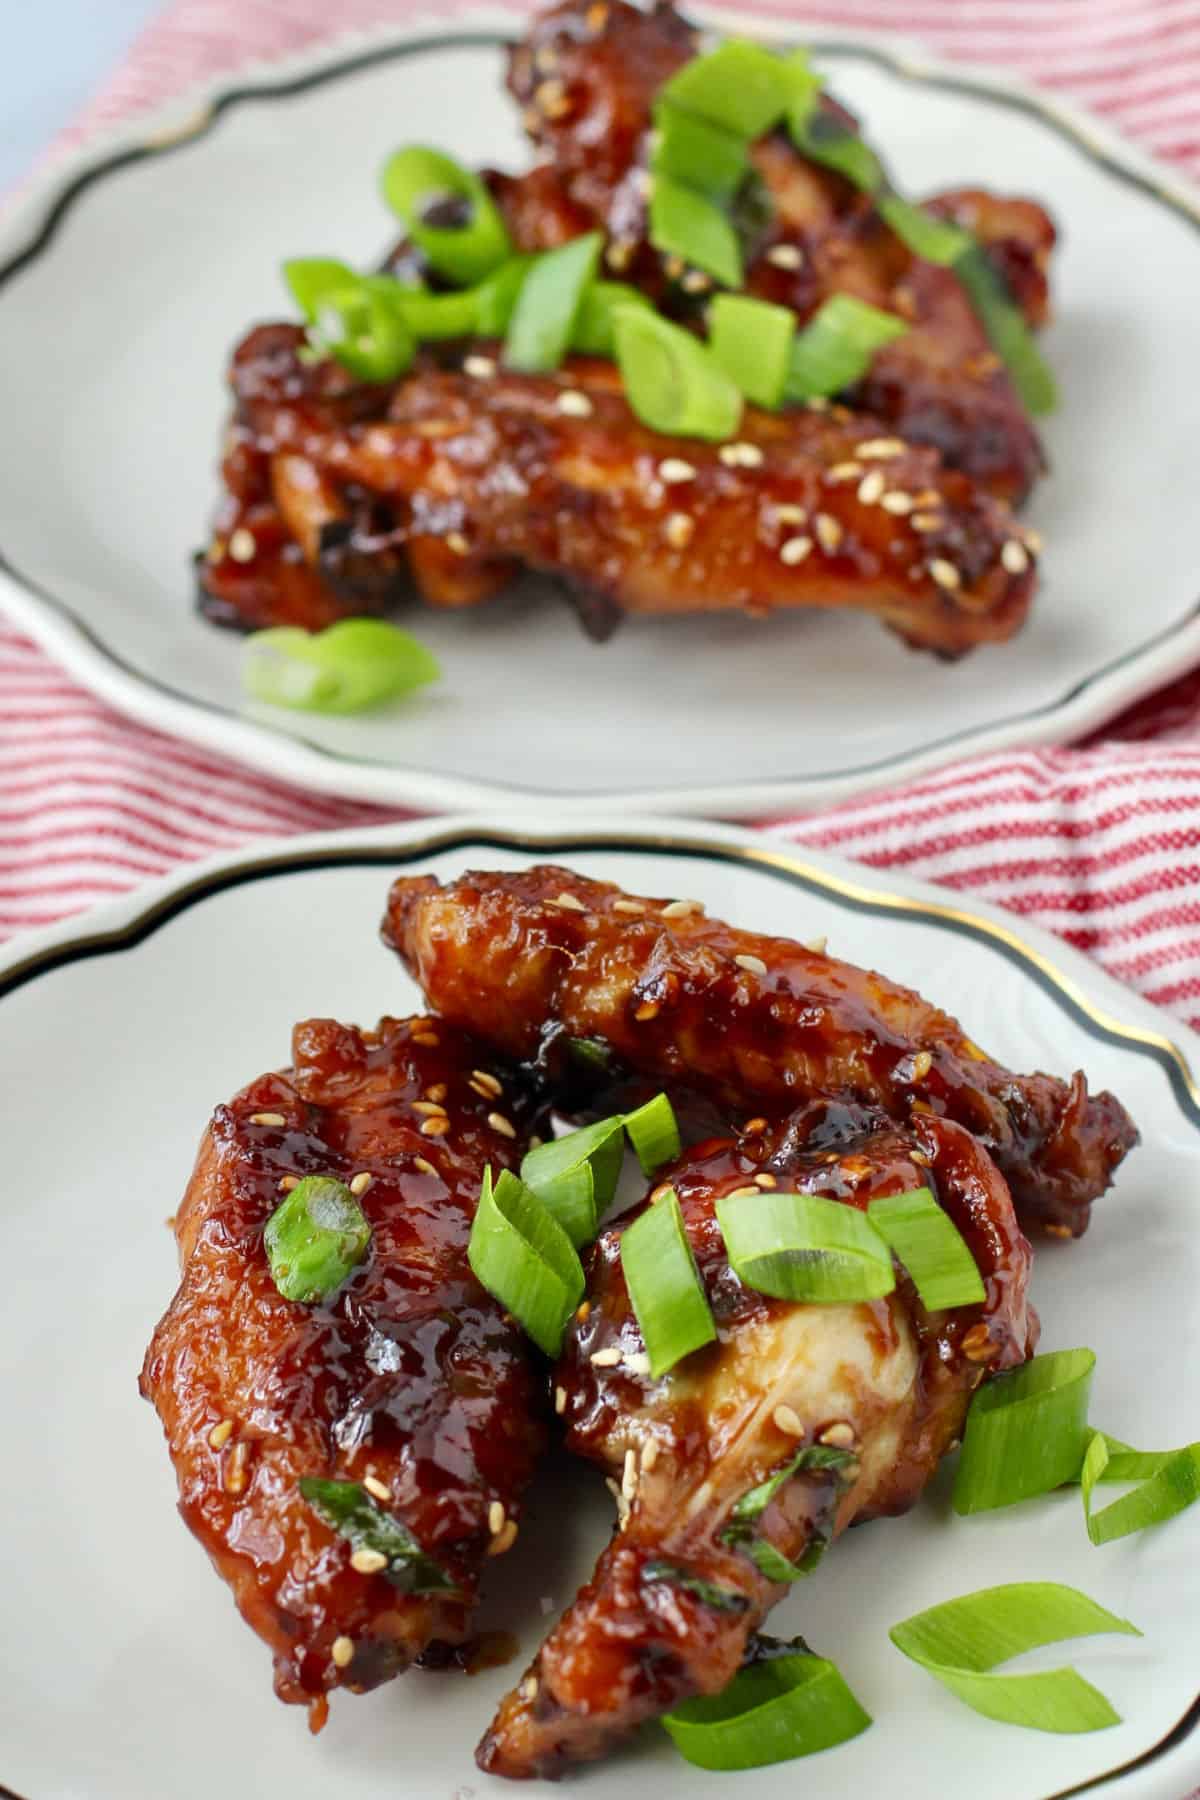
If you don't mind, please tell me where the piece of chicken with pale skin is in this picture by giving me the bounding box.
[479,1098,1036,1778]
[140,1015,545,1728]
[382,865,1139,1241]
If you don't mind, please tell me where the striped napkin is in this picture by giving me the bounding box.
[4,0,1200,1043]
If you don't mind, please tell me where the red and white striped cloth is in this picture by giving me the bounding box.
[5,0,1200,1035]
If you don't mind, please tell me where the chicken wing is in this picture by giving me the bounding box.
[140,1014,545,1725]
[479,1099,1035,1777]
[382,866,1138,1237]
[200,326,1036,654]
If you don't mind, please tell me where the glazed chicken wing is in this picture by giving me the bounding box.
[383,866,1138,1237]
[140,1014,544,1725]
[479,1100,1035,1777]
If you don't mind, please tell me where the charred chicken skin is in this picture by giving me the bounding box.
[198,0,1053,651]
[480,1099,1036,1777]
[140,1015,544,1725]
[383,866,1138,1238]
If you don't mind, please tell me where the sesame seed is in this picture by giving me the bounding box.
[471,1069,503,1098]
[818,1421,857,1450]
[857,437,907,459]
[590,1346,622,1367]
[278,1175,298,1192]
[586,0,609,28]
[727,1185,760,1199]
[557,389,593,417]
[641,1439,660,1471]
[425,1084,448,1104]
[534,44,559,72]
[880,490,913,515]
[807,395,830,412]
[827,460,863,483]
[755,1173,777,1189]
[780,534,813,566]
[766,242,804,269]
[774,503,807,526]
[913,489,943,508]
[719,441,764,469]
[734,953,767,975]
[742,1117,768,1136]
[805,934,828,954]
[521,1675,540,1701]
[463,354,496,379]
[228,527,257,563]
[909,1050,933,1081]
[928,557,961,590]
[412,1099,449,1117]
[612,897,645,913]
[536,77,570,118]
[622,1448,638,1501]
[420,1116,450,1137]
[249,1111,285,1127]
[208,1419,234,1450]
[349,1172,373,1197]
[363,1474,392,1502]
[662,898,703,918]
[857,469,886,505]
[487,1112,517,1139]
[681,269,712,293]
[624,1351,652,1377]
[413,1156,437,1175]
[351,1546,388,1575]
[489,1519,519,1555]
[552,890,587,911]
[576,1300,591,1323]
[445,530,471,555]
[634,1000,660,1022]
[659,457,697,484]
[910,511,942,533]
[815,513,843,552]
[962,1325,996,1363]
[663,254,685,281]
[225,1441,249,1495]
[606,1477,631,1522]
[332,1635,355,1668]
[773,1404,805,1439]
[1024,527,1044,554]
[1001,538,1030,574]
[555,1385,567,1414]
[664,512,694,549]
[488,1501,507,1536]
[606,238,634,272]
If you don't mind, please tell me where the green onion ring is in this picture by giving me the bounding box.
[952,1347,1096,1515]
[716,1188,897,1303]
[467,1168,584,1357]
[866,1186,986,1312]
[663,1639,871,1769]
[620,1187,716,1377]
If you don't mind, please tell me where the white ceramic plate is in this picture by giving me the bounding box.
[1,13,1200,815]
[2,815,1199,1800]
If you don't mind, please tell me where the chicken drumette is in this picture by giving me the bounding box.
[140,1014,544,1726]
[480,1099,1036,1777]
[383,865,1138,1238]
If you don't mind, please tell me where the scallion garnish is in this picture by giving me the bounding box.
[473,254,536,335]
[783,294,909,402]
[716,1189,896,1303]
[520,1116,625,1248]
[642,1560,749,1613]
[613,307,743,441]
[374,278,480,342]
[651,102,749,202]
[889,1583,1140,1733]
[620,1188,716,1377]
[571,281,653,357]
[649,172,743,289]
[709,293,796,409]
[1080,1430,1200,1546]
[380,145,511,286]
[658,39,800,140]
[953,241,1059,415]
[283,256,359,320]
[952,1347,1096,1515]
[866,1186,986,1312]
[263,1176,371,1303]
[467,1168,585,1357]
[663,1637,871,1769]
[721,1443,857,1582]
[622,1092,682,1175]
[242,620,440,715]
[504,230,604,373]
[309,282,415,383]
[298,1477,458,1593]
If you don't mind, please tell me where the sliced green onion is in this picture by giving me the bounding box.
[380,144,511,286]
[721,1444,857,1582]
[650,173,743,288]
[651,102,749,202]
[660,40,799,140]
[1081,1430,1200,1547]
[467,1168,584,1357]
[571,281,653,357]
[298,1477,457,1593]
[663,1640,871,1770]
[283,256,358,321]
[620,1188,716,1377]
[890,1582,1140,1733]
[789,102,884,191]
[503,230,603,373]
[263,1176,371,1303]
[783,294,908,402]
[867,1186,985,1312]
[876,192,971,266]
[242,620,440,715]
[307,282,415,382]
[953,1347,1096,1515]
[474,254,536,336]
[622,1092,681,1176]
[368,277,479,342]
[520,1116,625,1248]
[708,293,796,408]
[716,1189,896,1303]
[642,1560,749,1613]
[953,241,1058,415]
[613,307,742,441]
[566,1035,616,1073]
